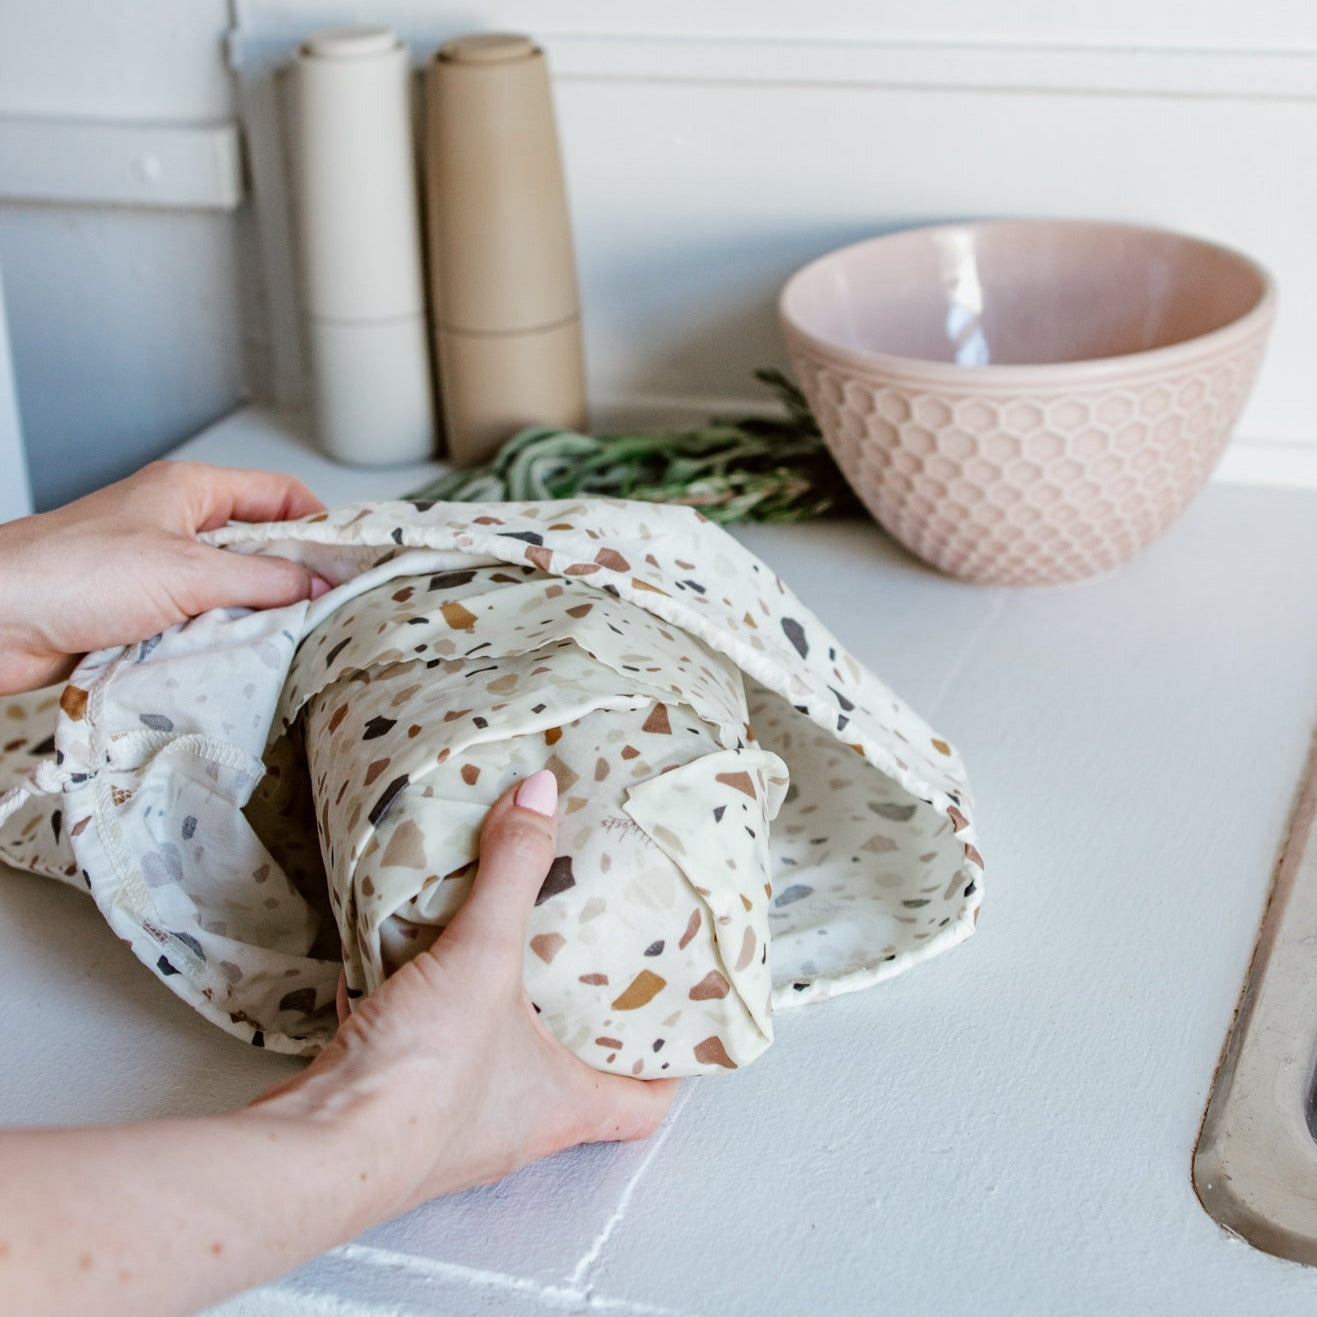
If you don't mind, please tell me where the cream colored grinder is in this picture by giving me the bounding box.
[292,27,436,465]
[425,34,587,466]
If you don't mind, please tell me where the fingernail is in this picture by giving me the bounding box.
[310,574,333,600]
[515,769,558,817]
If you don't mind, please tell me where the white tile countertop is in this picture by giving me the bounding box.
[5,407,1317,1315]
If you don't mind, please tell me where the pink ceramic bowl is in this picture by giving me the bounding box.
[780,220,1276,585]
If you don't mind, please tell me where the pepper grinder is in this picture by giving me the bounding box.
[292,26,436,465]
[424,33,587,467]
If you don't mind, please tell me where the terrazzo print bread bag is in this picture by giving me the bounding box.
[0,498,983,1077]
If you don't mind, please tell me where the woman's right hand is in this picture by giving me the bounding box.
[249,770,679,1212]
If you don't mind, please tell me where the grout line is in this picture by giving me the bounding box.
[311,1091,703,1317]
[326,1242,688,1315]
[567,1083,700,1296]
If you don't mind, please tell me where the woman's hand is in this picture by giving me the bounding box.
[0,772,676,1317]
[0,460,328,696]
[251,770,678,1211]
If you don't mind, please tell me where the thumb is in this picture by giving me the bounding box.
[184,544,332,614]
[444,770,559,967]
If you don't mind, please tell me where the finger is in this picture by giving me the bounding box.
[335,969,350,1025]
[150,461,326,532]
[570,1072,681,1145]
[180,543,320,614]
[443,771,559,964]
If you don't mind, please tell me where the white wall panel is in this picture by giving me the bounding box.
[231,16,1317,458]
[555,76,1315,448]
[240,0,1317,53]
[0,0,240,509]
[0,206,245,510]
[0,0,232,120]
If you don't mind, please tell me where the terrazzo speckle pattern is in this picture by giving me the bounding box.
[283,566,787,1076]
[0,498,982,1067]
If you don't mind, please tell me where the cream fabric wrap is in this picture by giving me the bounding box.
[0,499,984,1077]
[282,566,788,1074]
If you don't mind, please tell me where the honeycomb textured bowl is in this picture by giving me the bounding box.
[780,220,1276,585]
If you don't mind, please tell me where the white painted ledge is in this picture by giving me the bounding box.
[0,116,244,211]
[225,27,1317,101]
[1215,437,1317,490]
[545,34,1317,100]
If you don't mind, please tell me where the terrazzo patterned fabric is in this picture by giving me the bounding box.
[283,567,788,1075]
[0,498,984,1074]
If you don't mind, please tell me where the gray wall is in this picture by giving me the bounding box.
[0,1,243,510]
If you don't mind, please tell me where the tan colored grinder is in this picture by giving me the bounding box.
[424,33,587,466]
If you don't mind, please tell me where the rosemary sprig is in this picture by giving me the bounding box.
[405,369,858,524]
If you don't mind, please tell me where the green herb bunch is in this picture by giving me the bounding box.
[406,369,858,524]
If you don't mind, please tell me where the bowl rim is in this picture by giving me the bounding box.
[778,218,1278,386]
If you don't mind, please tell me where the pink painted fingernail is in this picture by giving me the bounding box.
[310,574,333,600]
[515,770,558,817]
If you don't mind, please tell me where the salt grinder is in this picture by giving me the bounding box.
[292,27,436,465]
[424,33,587,466]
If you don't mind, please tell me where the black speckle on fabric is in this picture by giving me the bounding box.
[535,855,576,905]
[774,884,813,907]
[278,987,318,1015]
[171,931,205,960]
[429,570,476,591]
[369,774,410,826]
[781,617,809,658]
[869,801,918,822]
